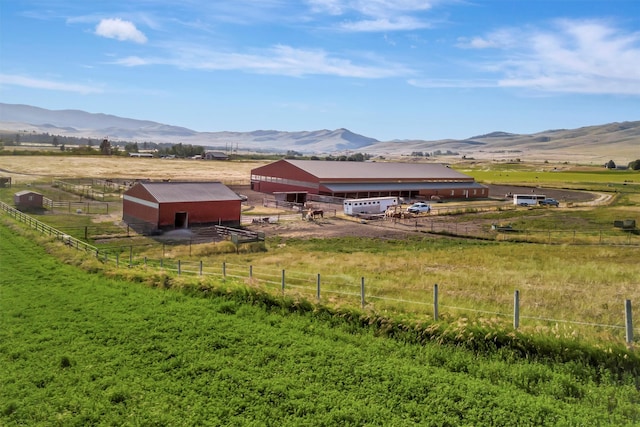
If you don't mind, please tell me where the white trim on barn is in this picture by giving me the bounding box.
[123,194,159,209]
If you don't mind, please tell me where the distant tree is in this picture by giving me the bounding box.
[124,142,139,153]
[99,138,111,155]
[628,159,640,170]
[605,159,616,169]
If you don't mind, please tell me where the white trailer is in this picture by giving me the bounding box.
[343,196,399,216]
[513,194,546,206]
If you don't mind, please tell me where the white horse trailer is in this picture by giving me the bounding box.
[343,196,399,216]
[513,194,546,206]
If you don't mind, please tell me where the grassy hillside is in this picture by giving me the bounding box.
[2,220,640,426]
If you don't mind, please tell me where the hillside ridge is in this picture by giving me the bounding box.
[1,103,638,162]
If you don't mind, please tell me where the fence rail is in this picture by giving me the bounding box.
[1,200,637,344]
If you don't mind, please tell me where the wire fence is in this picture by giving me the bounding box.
[1,200,637,344]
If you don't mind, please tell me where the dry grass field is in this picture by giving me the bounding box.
[0,156,268,184]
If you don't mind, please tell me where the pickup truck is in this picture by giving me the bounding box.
[539,198,559,207]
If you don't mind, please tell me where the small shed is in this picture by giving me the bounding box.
[14,190,44,209]
[123,181,242,233]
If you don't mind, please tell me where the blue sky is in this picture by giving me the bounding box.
[1,0,639,141]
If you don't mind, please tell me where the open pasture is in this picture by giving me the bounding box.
[1,155,639,343]
[0,155,267,184]
[2,222,639,426]
[458,162,640,192]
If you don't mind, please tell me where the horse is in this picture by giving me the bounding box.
[306,209,324,220]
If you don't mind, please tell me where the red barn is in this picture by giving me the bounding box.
[123,181,241,233]
[251,159,488,201]
[14,190,44,210]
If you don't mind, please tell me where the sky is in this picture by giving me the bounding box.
[1,0,640,142]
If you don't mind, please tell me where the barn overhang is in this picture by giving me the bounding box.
[321,182,488,193]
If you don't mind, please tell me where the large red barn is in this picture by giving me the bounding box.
[123,181,241,233]
[251,159,488,201]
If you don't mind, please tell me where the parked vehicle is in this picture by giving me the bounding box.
[343,196,399,216]
[407,202,431,214]
[539,198,559,207]
[513,194,546,206]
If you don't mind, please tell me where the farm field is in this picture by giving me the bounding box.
[2,221,640,426]
[0,155,267,184]
[1,155,639,344]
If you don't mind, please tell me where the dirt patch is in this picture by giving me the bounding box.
[241,184,606,240]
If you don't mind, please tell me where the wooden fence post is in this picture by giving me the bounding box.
[178,260,181,276]
[360,277,365,309]
[249,265,253,279]
[199,260,203,276]
[625,299,634,344]
[433,284,439,321]
[514,290,520,330]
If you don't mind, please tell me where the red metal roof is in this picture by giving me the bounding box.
[133,181,240,203]
[283,159,471,180]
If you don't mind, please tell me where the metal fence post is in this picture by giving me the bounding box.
[199,260,203,276]
[178,260,181,276]
[360,277,365,309]
[317,273,321,302]
[433,284,439,321]
[281,270,285,295]
[514,290,520,330]
[223,262,226,279]
[249,265,253,279]
[625,299,634,344]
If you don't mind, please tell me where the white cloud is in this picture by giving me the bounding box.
[455,19,640,95]
[407,78,497,89]
[95,18,147,44]
[0,74,103,94]
[112,44,411,78]
[307,0,435,32]
[340,16,429,32]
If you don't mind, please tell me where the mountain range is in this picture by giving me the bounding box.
[1,103,638,163]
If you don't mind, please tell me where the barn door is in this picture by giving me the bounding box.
[174,211,188,228]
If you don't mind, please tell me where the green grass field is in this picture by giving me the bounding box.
[2,220,640,426]
[455,162,640,192]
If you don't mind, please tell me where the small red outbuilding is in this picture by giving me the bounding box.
[123,181,241,233]
[14,190,44,210]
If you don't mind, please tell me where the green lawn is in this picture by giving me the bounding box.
[2,221,640,426]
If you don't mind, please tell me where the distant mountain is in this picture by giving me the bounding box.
[1,103,638,163]
[0,103,376,153]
